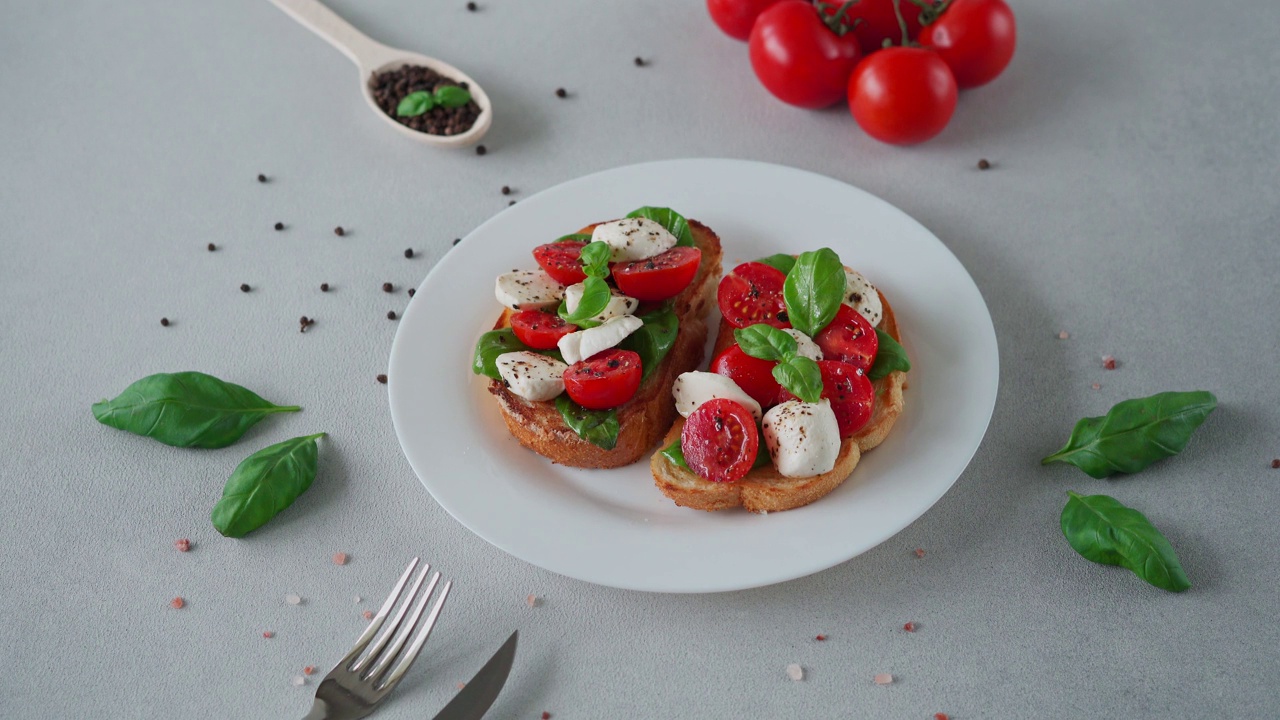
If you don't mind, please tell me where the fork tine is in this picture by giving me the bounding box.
[379,579,452,690]
[351,563,431,674]
[338,557,420,670]
[366,571,441,684]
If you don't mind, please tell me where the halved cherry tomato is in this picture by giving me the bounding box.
[717,261,789,329]
[509,309,577,350]
[814,304,878,372]
[532,241,588,285]
[711,344,782,408]
[778,360,874,438]
[681,398,759,483]
[563,349,642,410]
[918,0,1016,89]
[613,247,702,302]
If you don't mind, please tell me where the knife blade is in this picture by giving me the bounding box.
[430,630,518,720]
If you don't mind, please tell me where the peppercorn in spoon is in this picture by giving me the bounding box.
[268,0,492,148]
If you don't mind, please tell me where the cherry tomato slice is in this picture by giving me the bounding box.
[813,304,879,372]
[778,360,874,438]
[562,349,642,410]
[681,398,760,483]
[532,241,588,285]
[509,309,577,350]
[711,344,783,408]
[613,247,702,302]
[717,261,789,329]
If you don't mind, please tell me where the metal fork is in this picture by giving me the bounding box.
[302,558,452,720]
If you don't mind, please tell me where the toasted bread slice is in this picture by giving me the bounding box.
[485,220,724,468]
[651,288,907,512]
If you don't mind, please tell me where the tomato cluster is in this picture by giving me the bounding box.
[708,0,1016,144]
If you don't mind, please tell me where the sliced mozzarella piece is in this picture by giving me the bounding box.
[557,315,644,365]
[495,269,565,311]
[782,329,823,361]
[762,399,841,478]
[842,269,883,327]
[495,351,567,402]
[563,282,639,322]
[672,372,763,422]
[591,217,678,262]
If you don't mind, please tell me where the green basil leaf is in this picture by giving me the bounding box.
[618,308,678,383]
[755,253,796,275]
[1060,492,1190,592]
[773,356,823,404]
[559,276,611,325]
[734,324,796,363]
[626,206,695,247]
[579,240,612,278]
[1042,391,1217,478]
[472,329,563,379]
[556,395,619,450]
[867,329,910,380]
[396,91,434,117]
[432,85,471,108]
[661,429,771,472]
[783,248,846,337]
[556,233,593,243]
[211,433,325,538]
[91,372,300,449]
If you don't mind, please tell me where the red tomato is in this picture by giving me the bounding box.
[681,398,760,483]
[848,47,957,145]
[918,0,1016,88]
[814,304,878,372]
[778,360,874,438]
[706,0,787,41]
[820,0,926,56]
[748,1,861,109]
[509,309,577,350]
[613,247,702,302]
[711,344,783,408]
[563,349,642,410]
[532,241,587,285]
[717,261,789,329]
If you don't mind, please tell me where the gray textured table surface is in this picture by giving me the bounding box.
[3,0,1278,718]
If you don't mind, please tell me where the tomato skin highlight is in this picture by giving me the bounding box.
[613,247,702,302]
[919,0,1016,88]
[509,309,577,350]
[848,47,957,145]
[814,304,878,372]
[532,241,588,285]
[711,344,783,409]
[778,360,874,438]
[563,349,642,410]
[748,1,862,109]
[717,261,789,329]
[707,0,787,41]
[681,398,760,483]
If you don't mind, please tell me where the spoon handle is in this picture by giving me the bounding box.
[268,0,395,70]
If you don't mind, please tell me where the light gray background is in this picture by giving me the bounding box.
[2,0,1277,718]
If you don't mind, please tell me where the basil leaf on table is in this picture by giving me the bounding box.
[626,206,695,247]
[755,253,796,275]
[433,85,471,108]
[867,329,910,380]
[773,356,823,404]
[578,240,613,278]
[618,307,679,383]
[91,371,300,449]
[558,276,611,326]
[783,248,846,337]
[556,233,593,243]
[734,324,797,363]
[556,395,619,450]
[396,91,434,117]
[1060,491,1191,592]
[1042,391,1217,478]
[211,433,326,538]
[472,329,562,379]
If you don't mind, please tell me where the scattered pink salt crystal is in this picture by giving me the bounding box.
[1102,355,1117,370]
[174,538,191,552]
[332,552,348,566]
[526,594,540,608]
[353,596,362,604]
[291,676,306,687]
[873,673,894,685]
[362,610,373,620]
[903,622,916,632]
[285,594,302,605]
[914,548,925,558]
[456,682,466,690]
[262,631,274,639]
[1058,330,1069,340]
[786,663,804,682]
[1092,382,1101,390]
[303,666,316,676]
[169,597,185,609]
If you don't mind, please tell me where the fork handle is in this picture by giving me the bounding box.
[301,699,332,720]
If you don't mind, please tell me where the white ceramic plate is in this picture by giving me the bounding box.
[389,159,998,593]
